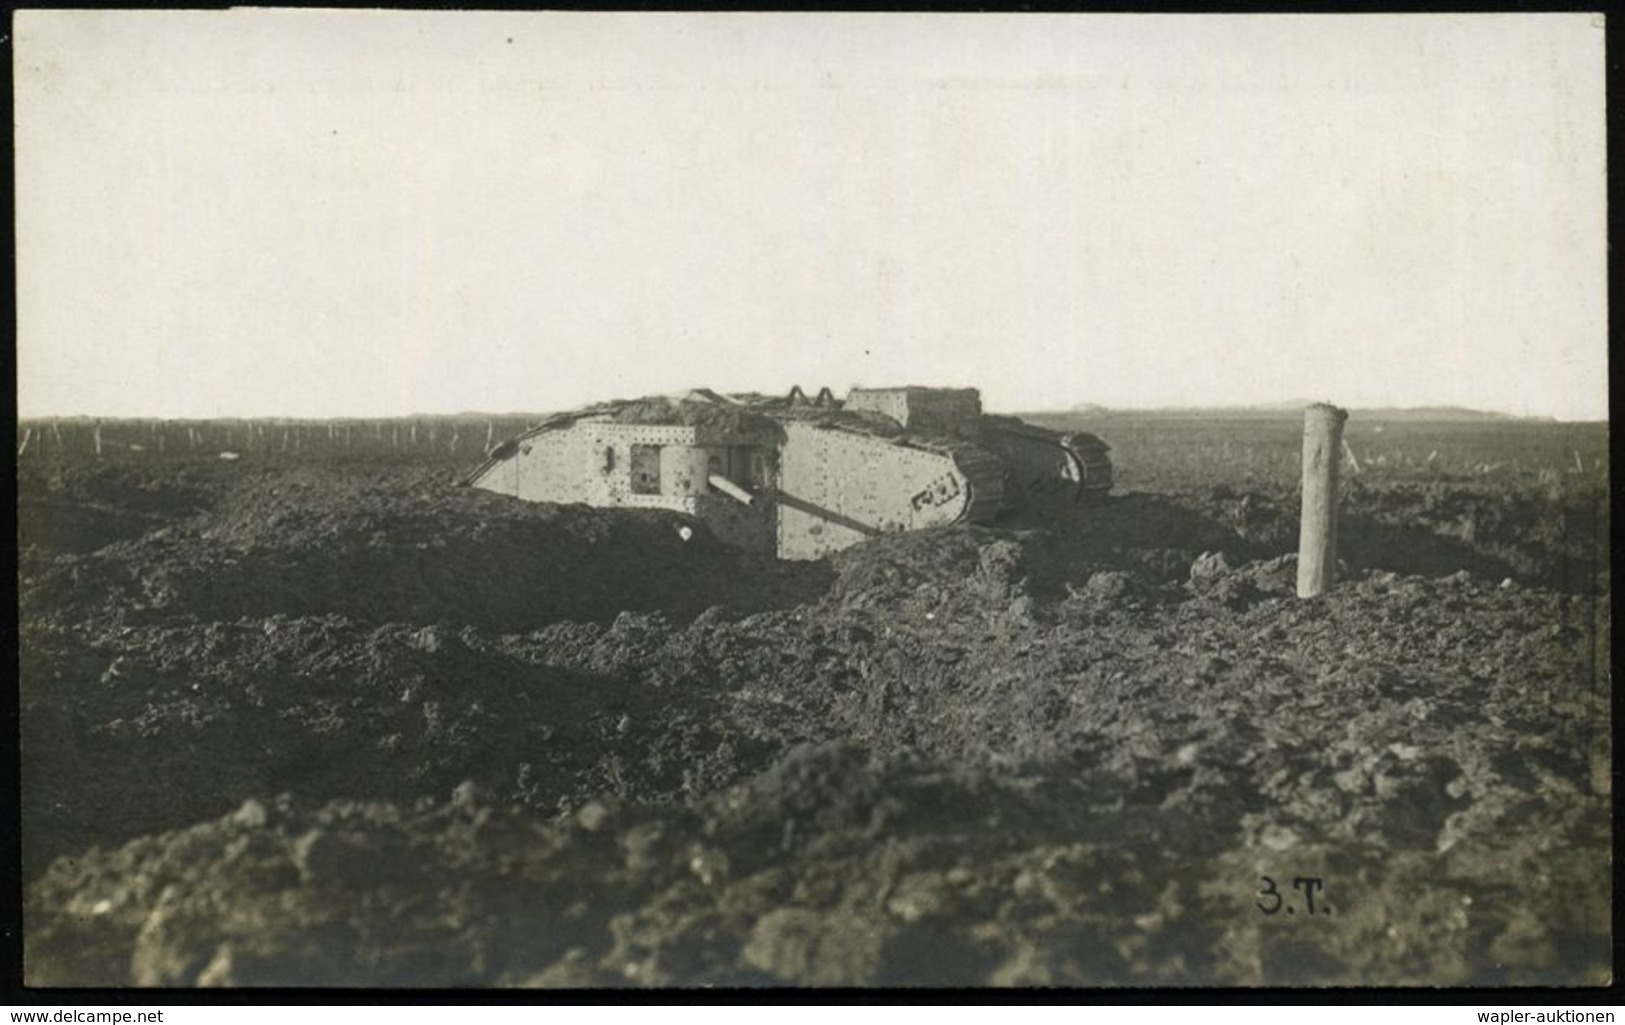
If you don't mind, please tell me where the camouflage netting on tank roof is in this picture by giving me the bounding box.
[611,398,779,435]
[767,407,906,435]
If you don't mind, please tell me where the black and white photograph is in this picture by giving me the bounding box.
[12,10,1611,990]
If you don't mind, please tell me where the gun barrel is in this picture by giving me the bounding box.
[708,474,754,506]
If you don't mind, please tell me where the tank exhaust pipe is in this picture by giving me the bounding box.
[708,474,755,506]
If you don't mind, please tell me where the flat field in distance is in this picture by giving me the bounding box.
[1022,412,1608,493]
[16,412,1611,987]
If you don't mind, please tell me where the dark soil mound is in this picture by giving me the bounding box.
[25,741,1609,987]
[17,435,1611,988]
[18,609,785,878]
[17,463,221,553]
[19,465,830,632]
[1020,477,1607,595]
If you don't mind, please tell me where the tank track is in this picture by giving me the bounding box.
[980,416,1113,499]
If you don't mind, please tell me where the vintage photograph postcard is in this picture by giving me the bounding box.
[13,10,1609,988]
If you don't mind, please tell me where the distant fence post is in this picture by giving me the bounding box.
[1296,403,1348,599]
[93,420,103,458]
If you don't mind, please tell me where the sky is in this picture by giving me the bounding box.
[13,11,1609,420]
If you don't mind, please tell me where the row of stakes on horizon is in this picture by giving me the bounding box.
[13,418,507,456]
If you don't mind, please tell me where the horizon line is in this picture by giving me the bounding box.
[12,403,1606,424]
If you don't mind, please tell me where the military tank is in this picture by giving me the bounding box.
[462,386,1111,560]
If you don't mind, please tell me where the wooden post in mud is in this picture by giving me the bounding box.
[93,421,103,458]
[1296,403,1348,599]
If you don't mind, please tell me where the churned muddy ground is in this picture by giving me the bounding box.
[16,417,1611,987]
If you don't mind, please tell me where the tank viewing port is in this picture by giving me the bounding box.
[630,444,662,494]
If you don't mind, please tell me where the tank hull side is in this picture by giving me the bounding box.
[467,421,781,552]
[470,421,705,507]
[775,421,987,560]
